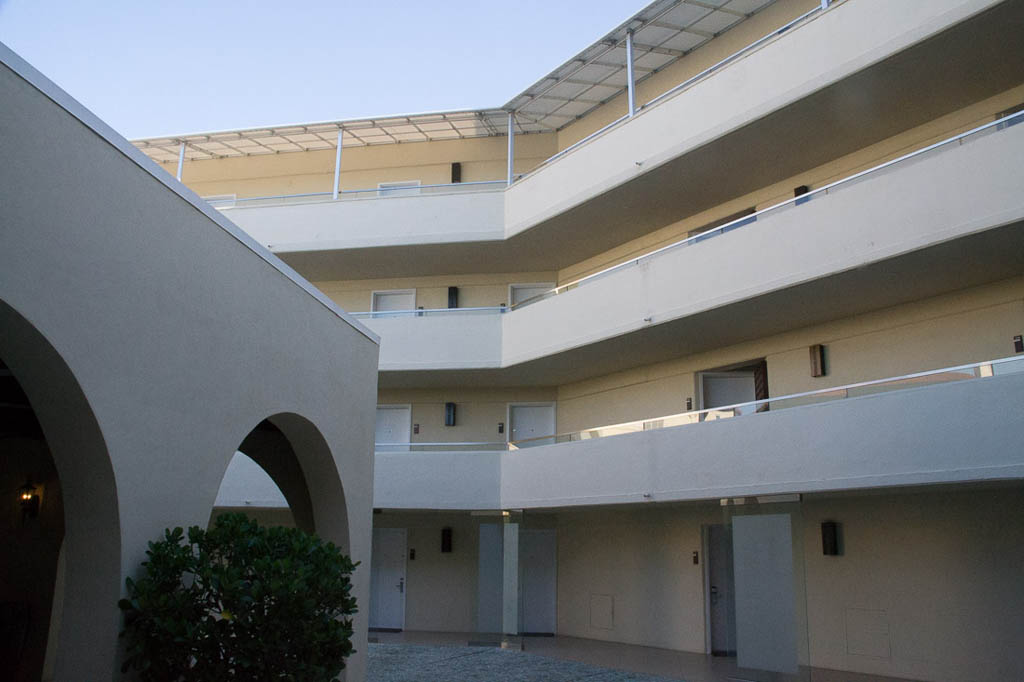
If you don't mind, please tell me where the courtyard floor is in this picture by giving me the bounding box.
[366,642,681,682]
[365,631,915,682]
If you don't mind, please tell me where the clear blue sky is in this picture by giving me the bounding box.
[0,0,640,139]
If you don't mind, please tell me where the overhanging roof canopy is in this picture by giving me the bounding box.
[132,0,776,163]
[505,0,776,131]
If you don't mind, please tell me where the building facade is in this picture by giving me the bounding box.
[139,1,1024,680]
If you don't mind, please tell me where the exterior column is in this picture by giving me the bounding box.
[506,112,515,186]
[176,141,185,181]
[332,129,343,200]
[502,518,519,635]
[626,29,636,117]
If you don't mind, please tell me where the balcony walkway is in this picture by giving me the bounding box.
[367,631,916,682]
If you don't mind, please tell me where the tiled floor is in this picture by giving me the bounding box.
[367,631,916,682]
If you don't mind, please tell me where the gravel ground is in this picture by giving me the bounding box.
[366,643,683,682]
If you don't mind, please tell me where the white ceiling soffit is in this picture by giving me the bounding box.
[132,0,774,163]
[504,0,776,131]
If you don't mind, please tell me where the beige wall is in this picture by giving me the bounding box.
[373,512,482,633]
[317,272,557,312]
[801,486,1024,681]
[554,485,1024,682]
[558,84,1024,284]
[378,387,556,446]
[557,277,1024,433]
[163,133,557,199]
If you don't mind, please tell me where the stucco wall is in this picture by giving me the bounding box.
[1,48,379,680]
[555,485,1024,682]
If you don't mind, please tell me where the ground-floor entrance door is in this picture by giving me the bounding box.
[704,524,737,656]
[370,528,407,631]
[519,529,557,635]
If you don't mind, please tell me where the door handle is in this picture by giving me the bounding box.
[397,578,404,594]
[710,585,718,604]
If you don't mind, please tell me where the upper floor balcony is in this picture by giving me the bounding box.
[334,110,1024,377]
[373,355,1024,510]
[180,0,1022,282]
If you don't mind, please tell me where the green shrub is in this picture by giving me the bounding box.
[119,512,357,681]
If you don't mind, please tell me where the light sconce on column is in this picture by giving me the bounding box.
[18,478,40,519]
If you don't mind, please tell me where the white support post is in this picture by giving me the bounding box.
[332,130,343,200]
[506,112,515,186]
[176,142,185,182]
[626,30,636,117]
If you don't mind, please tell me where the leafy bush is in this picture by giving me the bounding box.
[119,512,357,681]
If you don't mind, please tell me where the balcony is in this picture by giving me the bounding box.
[504,0,1018,242]
[220,181,505,253]
[353,307,503,371]
[373,356,1024,510]
[501,111,1024,370]
[335,113,1024,377]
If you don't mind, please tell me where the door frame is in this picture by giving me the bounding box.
[371,527,407,631]
[506,401,556,445]
[375,404,412,451]
[370,289,416,316]
[701,524,713,655]
[508,283,555,308]
[696,371,755,410]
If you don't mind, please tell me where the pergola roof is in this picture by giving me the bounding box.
[132,0,776,163]
[505,0,775,131]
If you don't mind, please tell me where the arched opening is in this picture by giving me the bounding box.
[0,299,119,681]
[0,356,64,681]
[212,414,350,553]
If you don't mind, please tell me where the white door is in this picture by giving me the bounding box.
[510,283,555,307]
[371,290,415,317]
[370,528,406,630]
[509,404,555,447]
[375,406,411,451]
[700,372,756,417]
[519,529,557,634]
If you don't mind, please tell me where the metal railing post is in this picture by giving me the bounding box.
[626,29,636,117]
[176,142,185,181]
[506,111,515,185]
[332,129,343,200]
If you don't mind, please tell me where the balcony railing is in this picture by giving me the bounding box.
[351,306,504,320]
[509,108,1024,311]
[374,355,1024,452]
[207,180,506,210]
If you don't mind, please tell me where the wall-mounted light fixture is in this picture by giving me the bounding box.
[18,478,39,519]
[810,344,827,377]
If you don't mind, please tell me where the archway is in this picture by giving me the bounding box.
[0,299,120,681]
[213,414,351,552]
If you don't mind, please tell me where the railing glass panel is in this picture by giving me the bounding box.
[351,306,505,320]
[209,180,506,210]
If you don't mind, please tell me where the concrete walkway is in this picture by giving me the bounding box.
[367,643,683,682]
